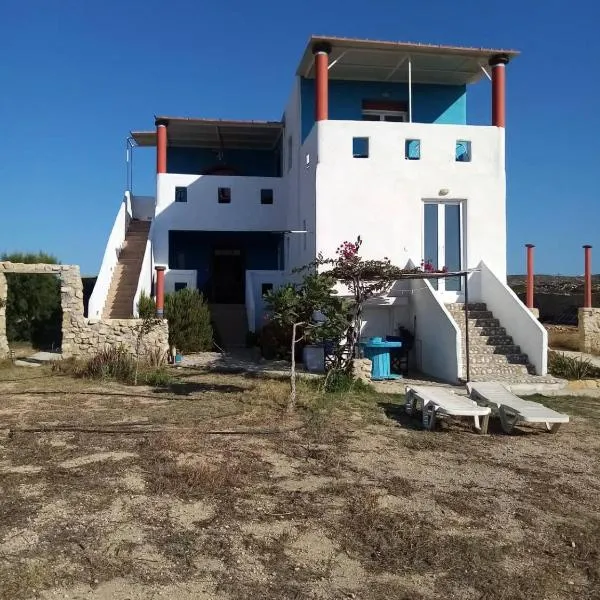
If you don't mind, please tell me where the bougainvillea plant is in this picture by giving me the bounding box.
[309,237,449,368]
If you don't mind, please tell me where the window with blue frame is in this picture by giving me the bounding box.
[261,189,274,205]
[405,139,421,160]
[455,140,472,162]
[175,186,187,203]
[352,137,369,158]
[261,283,273,296]
[218,187,231,203]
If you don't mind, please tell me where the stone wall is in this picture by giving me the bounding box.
[578,308,600,354]
[0,262,168,360]
[66,318,169,359]
[351,358,372,383]
[0,272,8,357]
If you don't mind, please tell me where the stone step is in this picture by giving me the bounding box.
[465,353,529,366]
[447,302,487,312]
[465,334,515,347]
[448,309,494,320]
[462,344,522,356]
[466,365,532,377]
[459,317,501,328]
[461,325,507,337]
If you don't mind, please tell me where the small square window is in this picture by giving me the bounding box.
[405,139,421,160]
[218,187,231,203]
[353,137,369,158]
[456,140,472,162]
[175,186,187,203]
[261,283,273,296]
[174,282,187,292]
[261,189,273,205]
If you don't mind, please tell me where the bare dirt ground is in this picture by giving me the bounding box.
[1,363,599,600]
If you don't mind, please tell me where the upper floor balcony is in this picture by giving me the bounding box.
[296,36,519,142]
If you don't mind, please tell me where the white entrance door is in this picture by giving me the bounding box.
[423,201,465,301]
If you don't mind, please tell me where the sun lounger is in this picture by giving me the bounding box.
[466,382,569,434]
[405,386,491,434]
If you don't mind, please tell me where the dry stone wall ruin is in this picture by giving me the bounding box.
[0,262,168,359]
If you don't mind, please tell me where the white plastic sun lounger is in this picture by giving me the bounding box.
[466,382,569,434]
[405,386,491,434]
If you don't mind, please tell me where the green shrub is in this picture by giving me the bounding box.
[143,368,173,387]
[164,288,213,353]
[548,351,600,380]
[320,369,372,394]
[137,292,156,319]
[261,273,350,362]
[137,289,213,353]
[3,252,62,349]
[81,346,136,383]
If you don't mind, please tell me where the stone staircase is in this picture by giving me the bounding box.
[209,304,248,350]
[446,302,536,380]
[103,219,150,319]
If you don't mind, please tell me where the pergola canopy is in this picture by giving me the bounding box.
[131,117,283,150]
[298,35,519,85]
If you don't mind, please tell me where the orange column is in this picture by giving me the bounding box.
[584,245,593,308]
[155,266,166,317]
[525,244,535,309]
[156,121,167,174]
[489,54,509,128]
[313,44,331,121]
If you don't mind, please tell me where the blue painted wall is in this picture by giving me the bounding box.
[168,231,283,296]
[167,147,281,177]
[299,78,467,141]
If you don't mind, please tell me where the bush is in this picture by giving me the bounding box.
[137,292,156,319]
[137,289,213,353]
[260,272,351,361]
[3,252,62,349]
[548,351,600,380]
[258,319,294,360]
[80,346,136,383]
[143,368,173,387]
[164,288,213,353]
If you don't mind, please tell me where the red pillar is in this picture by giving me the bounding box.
[156,120,167,174]
[489,54,509,128]
[525,244,535,309]
[155,266,166,317]
[584,245,592,308]
[313,43,331,121]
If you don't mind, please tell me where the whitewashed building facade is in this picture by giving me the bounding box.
[89,36,547,382]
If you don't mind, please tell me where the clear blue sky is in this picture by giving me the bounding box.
[1,0,598,276]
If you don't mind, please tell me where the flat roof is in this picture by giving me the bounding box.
[297,35,519,85]
[131,117,283,150]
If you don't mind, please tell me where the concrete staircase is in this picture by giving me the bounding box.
[210,304,248,350]
[103,220,150,319]
[446,302,536,380]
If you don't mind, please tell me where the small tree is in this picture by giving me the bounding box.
[164,288,213,353]
[264,272,350,410]
[263,273,350,358]
[133,313,162,385]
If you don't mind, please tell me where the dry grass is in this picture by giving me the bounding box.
[547,325,580,351]
[1,364,600,599]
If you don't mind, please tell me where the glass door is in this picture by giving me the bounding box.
[423,201,464,301]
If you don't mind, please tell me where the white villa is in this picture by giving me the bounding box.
[88,35,548,382]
